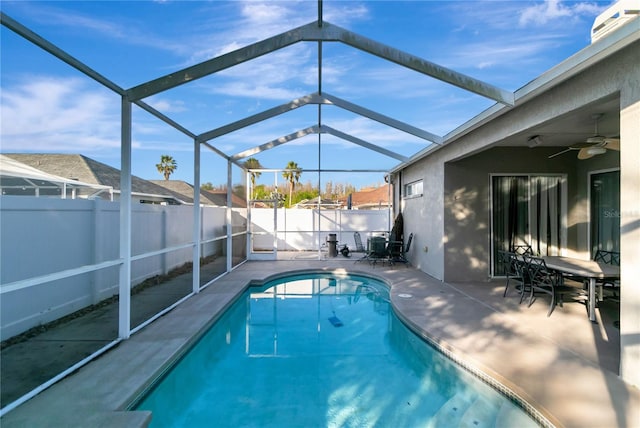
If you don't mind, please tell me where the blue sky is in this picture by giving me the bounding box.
[1,0,611,190]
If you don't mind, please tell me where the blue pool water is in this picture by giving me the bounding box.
[133,273,541,427]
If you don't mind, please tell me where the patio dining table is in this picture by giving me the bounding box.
[542,256,620,322]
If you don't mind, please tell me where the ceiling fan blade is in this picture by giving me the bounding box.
[571,142,596,149]
[604,139,620,151]
[548,148,574,159]
[577,147,596,160]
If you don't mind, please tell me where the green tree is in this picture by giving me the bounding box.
[201,182,214,190]
[282,161,302,207]
[253,184,270,200]
[243,157,263,199]
[156,155,177,180]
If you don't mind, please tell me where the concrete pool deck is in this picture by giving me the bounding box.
[1,259,638,427]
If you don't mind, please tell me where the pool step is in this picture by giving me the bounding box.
[494,400,537,428]
[429,393,516,428]
[427,392,474,427]
[459,396,500,428]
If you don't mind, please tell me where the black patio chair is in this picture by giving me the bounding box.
[389,233,413,266]
[594,249,620,297]
[353,232,370,264]
[499,250,524,298]
[511,244,533,256]
[498,251,532,302]
[594,250,620,266]
[354,232,366,252]
[367,235,390,266]
[525,255,578,316]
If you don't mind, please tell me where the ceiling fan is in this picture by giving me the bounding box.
[548,113,620,159]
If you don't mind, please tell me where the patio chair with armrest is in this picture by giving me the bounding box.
[525,255,579,317]
[389,233,413,266]
[594,250,620,265]
[499,250,526,298]
[594,249,620,298]
[500,251,533,302]
[511,244,533,256]
[367,235,390,266]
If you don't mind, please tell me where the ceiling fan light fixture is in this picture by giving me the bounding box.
[527,135,543,148]
[586,146,607,156]
[586,136,605,144]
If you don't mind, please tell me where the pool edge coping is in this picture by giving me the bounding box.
[127,266,557,428]
[0,263,568,427]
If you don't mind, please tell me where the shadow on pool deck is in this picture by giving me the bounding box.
[1,258,638,427]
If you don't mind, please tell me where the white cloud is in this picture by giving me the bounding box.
[209,81,302,100]
[200,44,319,101]
[191,2,354,59]
[15,3,190,58]
[1,76,121,152]
[433,0,603,78]
[451,35,557,68]
[519,0,605,27]
[324,3,370,24]
[146,98,187,114]
[241,2,295,25]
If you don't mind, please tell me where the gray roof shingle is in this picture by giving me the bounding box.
[4,154,175,197]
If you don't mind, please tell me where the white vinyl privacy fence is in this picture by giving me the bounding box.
[0,196,231,340]
[251,208,392,252]
[1,197,391,340]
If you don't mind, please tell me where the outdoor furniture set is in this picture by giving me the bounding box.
[500,246,620,320]
[354,231,413,267]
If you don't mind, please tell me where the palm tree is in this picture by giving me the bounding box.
[282,161,301,207]
[156,155,177,180]
[243,157,262,199]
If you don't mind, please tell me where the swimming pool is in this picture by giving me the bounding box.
[132,273,542,427]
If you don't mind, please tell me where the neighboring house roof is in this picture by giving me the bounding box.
[3,154,178,200]
[340,185,390,209]
[202,189,247,208]
[148,181,247,207]
[0,154,111,196]
[149,180,215,205]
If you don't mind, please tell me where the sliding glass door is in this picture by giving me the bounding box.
[491,174,566,276]
[590,170,620,257]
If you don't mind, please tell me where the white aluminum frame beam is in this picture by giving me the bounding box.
[320,125,409,162]
[119,97,132,340]
[230,124,409,163]
[250,168,388,173]
[321,93,443,144]
[199,92,442,147]
[127,21,318,101]
[199,93,323,142]
[231,126,319,161]
[126,20,514,107]
[320,22,515,107]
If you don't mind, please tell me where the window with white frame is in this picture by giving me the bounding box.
[404,180,423,198]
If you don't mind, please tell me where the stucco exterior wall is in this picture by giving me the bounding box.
[442,147,620,282]
[618,49,640,388]
[397,38,639,386]
[401,41,636,282]
[399,153,445,280]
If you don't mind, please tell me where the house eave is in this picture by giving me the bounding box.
[390,18,640,175]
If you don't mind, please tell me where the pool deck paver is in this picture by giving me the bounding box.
[1,259,639,427]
